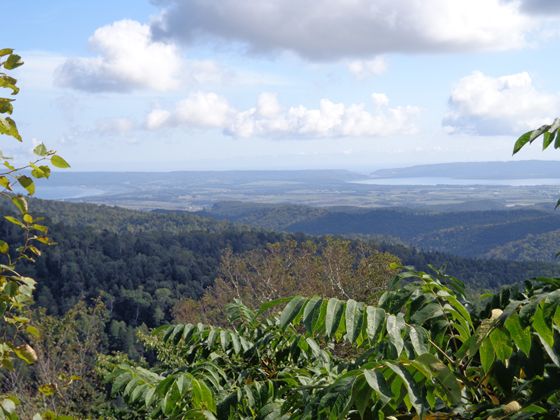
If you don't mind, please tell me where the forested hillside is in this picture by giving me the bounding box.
[0,200,560,349]
[1,199,555,346]
[203,201,560,260]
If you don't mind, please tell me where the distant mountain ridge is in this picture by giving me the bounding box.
[371,160,560,179]
[203,201,560,262]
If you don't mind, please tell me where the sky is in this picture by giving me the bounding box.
[3,0,560,172]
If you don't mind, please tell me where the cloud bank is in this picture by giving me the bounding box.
[151,0,530,60]
[145,92,420,138]
[443,71,560,135]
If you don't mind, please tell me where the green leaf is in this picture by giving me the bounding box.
[33,143,48,156]
[50,155,71,168]
[0,240,8,254]
[504,313,531,356]
[0,175,10,190]
[0,48,14,57]
[410,302,443,325]
[302,296,322,333]
[536,333,560,367]
[278,296,306,328]
[479,338,495,373]
[13,344,37,364]
[219,330,230,351]
[351,376,372,418]
[11,195,28,214]
[38,383,56,398]
[144,387,156,407]
[17,175,35,195]
[345,299,363,343]
[325,298,344,338]
[230,332,241,354]
[530,125,550,142]
[513,130,532,154]
[0,74,19,95]
[4,54,23,70]
[386,362,425,416]
[0,98,14,114]
[26,325,40,338]
[555,129,560,149]
[533,304,553,348]
[4,215,23,227]
[415,353,461,405]
[364,369,391,405]
[543,131,554,150]
[111,372,132,394]
[386,314,405,355]
[365,306,385,341]
[257,296,292,314]
[489,328,513,362]
[0,116,22,141]
[409,325,429,355]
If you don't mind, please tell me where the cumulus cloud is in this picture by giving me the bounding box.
[347,57,387,79]
[151,0,531,59]
[57,20,182,92]
[145,91,420,138]
[443,71,560,135]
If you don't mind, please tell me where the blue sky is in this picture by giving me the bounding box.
[4,0,560,171]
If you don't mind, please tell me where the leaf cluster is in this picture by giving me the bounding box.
[105,266,560,418]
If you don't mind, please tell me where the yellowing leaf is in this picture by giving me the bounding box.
[50,155,70,168]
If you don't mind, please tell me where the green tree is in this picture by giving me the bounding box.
[105,266,560,418]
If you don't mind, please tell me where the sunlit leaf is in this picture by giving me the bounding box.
[50,154,71,168]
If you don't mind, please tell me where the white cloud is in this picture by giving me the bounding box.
[146,109,172,130]
[443,71,560,135]
[96,117,135,135]
[175,92,234,128]
[57,20,182,92]
[146,91,420,138]
[347,57,387,78]
[151,0,531,59]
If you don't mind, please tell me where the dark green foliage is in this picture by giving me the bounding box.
[203,201,560,262]
[513,118,560,155]
[106,267,560,418]
[0,199,553,357]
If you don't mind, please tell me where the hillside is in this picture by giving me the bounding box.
[0,198,553,357]
[202,201,560,260]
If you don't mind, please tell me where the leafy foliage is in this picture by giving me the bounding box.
[513,118,560,156]
[173,238,399,326]
[0,49,70,418]
[105,266,560,418]
[1,302,109,418]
